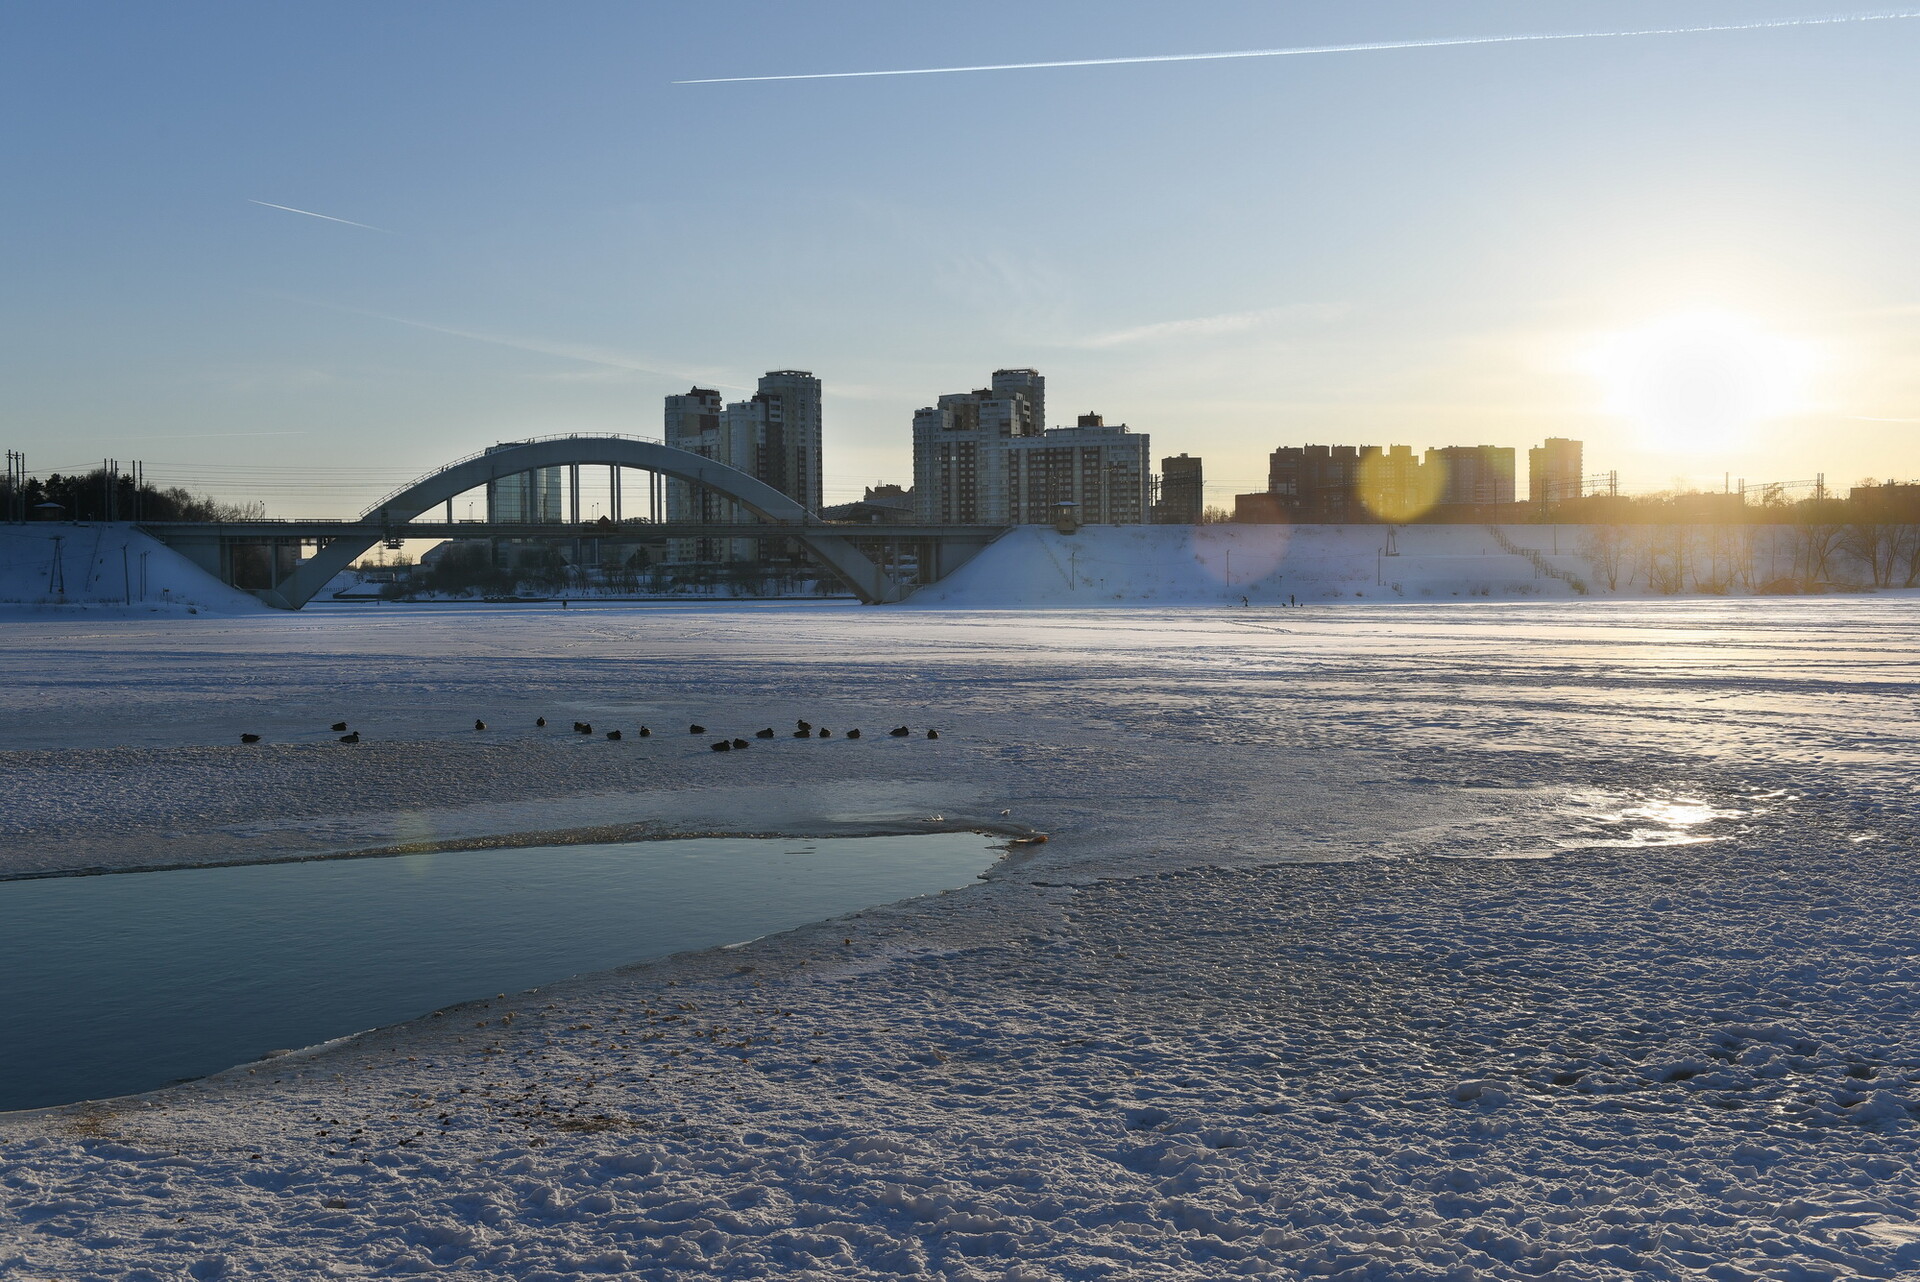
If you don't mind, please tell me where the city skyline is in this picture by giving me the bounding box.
[3,2,1916,516]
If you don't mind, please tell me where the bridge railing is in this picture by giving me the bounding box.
[357,432,667,520]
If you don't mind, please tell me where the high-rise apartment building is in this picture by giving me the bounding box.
[1427,445,1517,506]
[754,370,824,517]
[1269,444,1369,522]
[662,371,824,564]
[1239,442,1437,523]
[1002,414,1151,525]
[1355,445,1433,522]
[485,445,564,523]
[1154,453,1204,524]
[663,386,749,563]
[1528,437,1584,504]
[912,369,1046,523]
[914,375,1149,525]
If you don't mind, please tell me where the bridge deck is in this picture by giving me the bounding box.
[136,521,1008,541]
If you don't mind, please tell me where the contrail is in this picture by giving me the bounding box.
[248,199,390,232]
[262,292,749,387]
[675,10,1920,83]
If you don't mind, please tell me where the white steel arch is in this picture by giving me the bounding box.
[264,436,902,607]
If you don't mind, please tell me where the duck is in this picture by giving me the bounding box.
[889,726,910,737]
[577,722,593,735]
[819,728,832,738]
[474,720,487,731]
[240,733,261,744]
[926,729,939,740]
[606,729,622,741]
[846,728,861,739]
[689,724,706,734]
[793,728,811,738]
[755,728,775,739]
[536,717,546,727]
[638,726,651,737]
[330,722,348,732]
[339,731,361,744]
[711,740,732,752]
[796,720,812,732]
[730,738,749,749]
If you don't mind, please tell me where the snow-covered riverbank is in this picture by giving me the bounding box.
[3,600,1918,1278]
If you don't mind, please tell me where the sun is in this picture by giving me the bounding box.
[1585,311,1814,453]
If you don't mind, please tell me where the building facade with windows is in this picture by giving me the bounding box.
[484,446,564,523]
[1001,414,1151,525]
[1154,453,1204,524]
[912,369,1046,524]
[913,372,1151,526]
[663,371,824,564]
[1427,445,1517,506]
[1528,437,1584,504]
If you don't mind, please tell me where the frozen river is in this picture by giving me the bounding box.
[2,598,1918,1279]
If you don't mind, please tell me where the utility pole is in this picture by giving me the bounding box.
[4,450,24,522]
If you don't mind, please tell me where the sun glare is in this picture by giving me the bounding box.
[1586,311,1814,453]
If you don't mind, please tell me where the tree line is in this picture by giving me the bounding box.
[2,468,264,523]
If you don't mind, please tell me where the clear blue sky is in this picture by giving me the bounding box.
[3,1,1915,514]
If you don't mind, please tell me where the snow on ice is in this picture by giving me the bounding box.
[2,597,1919,1279]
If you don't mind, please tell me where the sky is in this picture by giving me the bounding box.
[2,0,1917,516]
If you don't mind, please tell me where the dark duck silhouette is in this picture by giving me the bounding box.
[240,733,261,743]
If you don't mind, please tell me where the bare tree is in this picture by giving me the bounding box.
[1793,502,1850,588]
[1581,524,1631,591]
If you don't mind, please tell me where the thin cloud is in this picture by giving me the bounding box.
[1074,304,1346,350]
[248,199,391,232]
[265,293,747,388]
[676,10,1920,83]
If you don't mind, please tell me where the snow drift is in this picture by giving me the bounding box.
[0,523,268,615]
[907,524,1591,607]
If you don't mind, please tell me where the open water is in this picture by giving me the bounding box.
[0,833,1000,1111]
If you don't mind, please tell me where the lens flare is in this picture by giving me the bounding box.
[1357,450,1447,522]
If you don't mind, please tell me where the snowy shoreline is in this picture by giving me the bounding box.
[4,600,1918,1278]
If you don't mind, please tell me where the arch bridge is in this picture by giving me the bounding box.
[139,436,1005,608]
